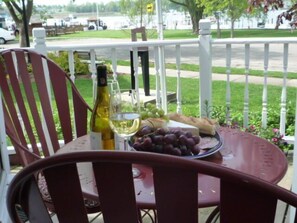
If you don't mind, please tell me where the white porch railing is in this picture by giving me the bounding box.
[31,20,297,138]
[32,27,203,116]
[212,38,297,134]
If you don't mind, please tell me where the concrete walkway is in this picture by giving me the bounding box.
[117,65,297,88]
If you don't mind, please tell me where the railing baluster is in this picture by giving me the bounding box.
[154,46,161,109]
[280,43,289,136]
[226,44,231,125]
[68,50,75,83]
[176,45,182,114]
[158,46,168,113]
[90,49,97,105]
[132,47,140,105]
[111,48,118,81]
[262,44,269,129]
[243,44,250,128]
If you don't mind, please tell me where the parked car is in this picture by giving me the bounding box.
[87,20,107,31]
[257,22,265,28]
[0,28,15,44]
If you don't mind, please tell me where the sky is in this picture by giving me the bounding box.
[34,0,111,6]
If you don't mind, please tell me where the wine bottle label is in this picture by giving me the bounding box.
[98,76,107,87]
[97,65,107,87]
[90,131,103,150]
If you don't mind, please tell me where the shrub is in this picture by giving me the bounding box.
[48,51,89,75]
[211,104,295,152]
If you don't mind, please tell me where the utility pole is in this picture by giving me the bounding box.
[96,3,99,30]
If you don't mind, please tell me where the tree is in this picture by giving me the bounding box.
[34,6,54,24]
[4,0,33,47]
[120,0,154,27]
[200,0,248,38]
[226,0,249,37]
[198,0,223,37]
[247,0,297,29]
[169,0,204,34]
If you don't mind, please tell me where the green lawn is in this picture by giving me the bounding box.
[48,28,297,40]
[75,74,296,118]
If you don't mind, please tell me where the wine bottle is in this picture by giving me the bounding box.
[90,64,115,150]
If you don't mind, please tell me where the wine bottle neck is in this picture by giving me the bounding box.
[97,86,109,95]
[97,65,107,87]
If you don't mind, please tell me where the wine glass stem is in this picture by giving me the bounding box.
[123,137,128,151]
[122,136,140,178]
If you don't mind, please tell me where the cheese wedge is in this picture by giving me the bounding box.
[167,120,200,136]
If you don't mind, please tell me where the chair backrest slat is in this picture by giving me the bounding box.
[7,151,297,223]
[44,163,89,223]
[153,167,198,223]
[93,162,139,223]
[46,58,73,144]
[220,180,277,223]
[72,86,89,137]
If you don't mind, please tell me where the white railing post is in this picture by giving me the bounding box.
[32,28,53,151]
[290,92,297,223]
[0,88,11,223]
[32,28,47,55]
[0,90,9,171]
[199,19,212,118]
[68,50,75,82]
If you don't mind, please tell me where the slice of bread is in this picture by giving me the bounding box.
[140,118,168,130]
[168,113,217,136]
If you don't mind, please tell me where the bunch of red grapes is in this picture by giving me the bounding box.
[131,126,201,156]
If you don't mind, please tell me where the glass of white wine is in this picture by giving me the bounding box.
[109,89,141,177]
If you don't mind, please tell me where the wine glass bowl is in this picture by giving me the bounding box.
[109,89,141,139]
[109,112,141,138]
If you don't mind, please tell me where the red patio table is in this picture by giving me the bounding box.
[57,127,288,209]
